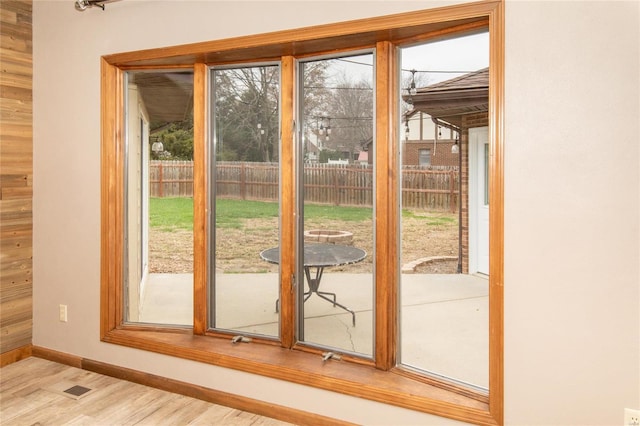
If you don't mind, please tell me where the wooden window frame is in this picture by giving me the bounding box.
[100,1,504,424]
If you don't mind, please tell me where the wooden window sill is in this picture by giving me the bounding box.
[102,328,496,425]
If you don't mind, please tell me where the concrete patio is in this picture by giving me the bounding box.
[139,272,488,389]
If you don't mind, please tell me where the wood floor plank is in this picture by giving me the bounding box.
[107,390,170,424]
[2,388,77,424]
[0,357,294,426]
[135,395,210,425]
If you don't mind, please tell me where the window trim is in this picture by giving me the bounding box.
[101,2,504,424]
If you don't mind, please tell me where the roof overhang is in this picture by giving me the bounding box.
[132,72,193,126]
[404,67,488,129]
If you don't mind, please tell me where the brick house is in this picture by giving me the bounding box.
[404,68,489,274]
[403,139,459,166]
[402,110,460,167]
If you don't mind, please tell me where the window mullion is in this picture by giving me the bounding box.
[374,41,399,370]
[279,55,296,348]
[193,63,208,335]
[488,2,505,421]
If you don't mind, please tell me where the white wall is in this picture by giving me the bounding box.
[503,1,639,424]
[32,1,639,425]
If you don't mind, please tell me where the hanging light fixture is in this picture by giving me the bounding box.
[318,117,330,141]
[409,69,417,96]
[318,116,327,135]
[74,0,106,11]
[451,136,459,154]
[151,137,164,154]
[404,120,410,141]
[404,70,418,105]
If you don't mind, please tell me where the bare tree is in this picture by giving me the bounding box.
[213,66,280,162]
[323,72,373,161]
[214,62,330,163]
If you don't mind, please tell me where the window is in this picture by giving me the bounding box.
[400,34,489,390]
[101,2,504,424]
[298,53,375,356]
[418,148,431,166]
[210,64,281,339]
[124,70,194,326]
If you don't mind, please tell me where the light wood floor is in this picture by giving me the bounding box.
[0,357,293,425]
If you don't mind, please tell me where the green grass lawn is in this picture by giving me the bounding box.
[401,209,457,226]
[150,197,450,231]
[149,197,194,231]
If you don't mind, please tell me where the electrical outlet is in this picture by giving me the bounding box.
[59,304,67,322]
[625,408,640,426]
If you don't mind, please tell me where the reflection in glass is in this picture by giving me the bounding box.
[211,64,281,339]
[298,53,375,357]
[124,70,194,326]
[399,33,489,389]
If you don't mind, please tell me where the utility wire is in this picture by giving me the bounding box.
[335,58,477,75]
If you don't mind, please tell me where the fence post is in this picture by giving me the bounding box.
[333,167,340,206]
[158,162,164,198]
[240,162,246,200]
[449,170,456,213]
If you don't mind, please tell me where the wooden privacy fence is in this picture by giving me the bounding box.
[149,161,194,198]
[150,161,459,211]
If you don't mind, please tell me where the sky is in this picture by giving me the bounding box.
[301,31,490,146]
[400,31,490,85]
[325,31,489,88]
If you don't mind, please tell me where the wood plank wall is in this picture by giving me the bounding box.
[0,0,33,354]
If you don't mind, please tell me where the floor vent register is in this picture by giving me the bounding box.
[43,381,96,400]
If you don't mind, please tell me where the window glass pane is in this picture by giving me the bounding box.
[124,70,194,326]
[298,53,374,357]
[399,32,489,389]
[210,65,280,339]
[418,149,431,166]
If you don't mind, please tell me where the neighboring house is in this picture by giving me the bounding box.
[403,138,459,166]
[304,138,319,163]
[404,68,489,274]
[356,150,368,164]
[403,110,459,166]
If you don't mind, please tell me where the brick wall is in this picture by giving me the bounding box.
[460,112,488,273]
[403,139,458,166]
